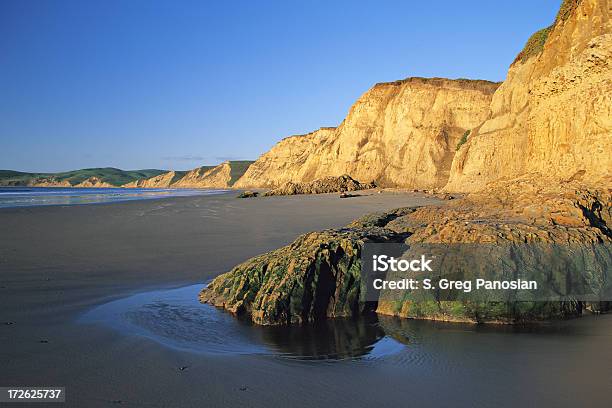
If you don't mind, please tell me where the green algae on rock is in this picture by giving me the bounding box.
[201,179,611,326]
[199,209,413,325]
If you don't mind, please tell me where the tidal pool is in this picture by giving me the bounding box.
[80,279,612,396]
[80,284,405,360]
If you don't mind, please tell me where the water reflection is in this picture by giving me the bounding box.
[258,314,391,360]
[80,284,404,360]
[80,284,612,363]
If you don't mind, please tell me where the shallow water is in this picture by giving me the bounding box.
[81,284,612,366]
[0,187,228,208]
[78,284,612,406]
[80,284,405,360]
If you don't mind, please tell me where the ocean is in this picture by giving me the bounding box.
[0,186,228,208]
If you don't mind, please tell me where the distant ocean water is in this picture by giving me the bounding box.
[0,187,228,208]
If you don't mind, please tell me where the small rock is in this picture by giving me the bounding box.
[239,386,248,391]
[238,191,258,198]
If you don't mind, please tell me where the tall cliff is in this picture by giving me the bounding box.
[234,128,336,188]
[236,0,610,192]
[446,0,611,191]
[235,79,499,189]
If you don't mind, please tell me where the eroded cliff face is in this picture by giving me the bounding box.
[446,0,612,191]
[172,162,233,188]
[123,171,184,188]
[200,0,612,326]
[122,161,254,189]
[233,128,336,188]
[235,79,498,189]
[237,0,610,193]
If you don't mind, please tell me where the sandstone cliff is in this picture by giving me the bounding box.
[122,161,254,189]
[236,0,610,193]
[446,0,612,191]
[233,128,336,188]
[235,79,498,189]
[172,161,252,188]
[200,0,612,327]
[123,171,187,188]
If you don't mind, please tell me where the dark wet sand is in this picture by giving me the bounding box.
[1,191,611,407]
[0,191,431,407]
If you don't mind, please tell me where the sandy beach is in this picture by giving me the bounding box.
[1,191,611,408]
[0,191,430,406]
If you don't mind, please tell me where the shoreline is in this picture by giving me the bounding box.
[2,192,611,407]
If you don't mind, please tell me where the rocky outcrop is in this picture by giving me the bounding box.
[396,176,611,245]
[201,177,611,325]
[234,79,498,189]
[262,175,375,196]
[200,209,412,325]
[377,177,612,322]
[201,0,612,326]
[446,0,612,191]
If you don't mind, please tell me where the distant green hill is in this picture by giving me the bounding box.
[0,168,166,187]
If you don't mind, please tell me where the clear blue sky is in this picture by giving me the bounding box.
[1,0,560,172]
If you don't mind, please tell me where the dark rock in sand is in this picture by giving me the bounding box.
[201,178,611,325]
[237,191,259,198]
[200,209,412,325]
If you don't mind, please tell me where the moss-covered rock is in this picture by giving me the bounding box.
[201,179,611,325]
[200,209,410,325]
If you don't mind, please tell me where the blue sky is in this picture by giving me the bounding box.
[0,0,560,172]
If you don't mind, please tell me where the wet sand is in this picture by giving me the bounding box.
[0,191,433,406]
[1,191,611,407]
